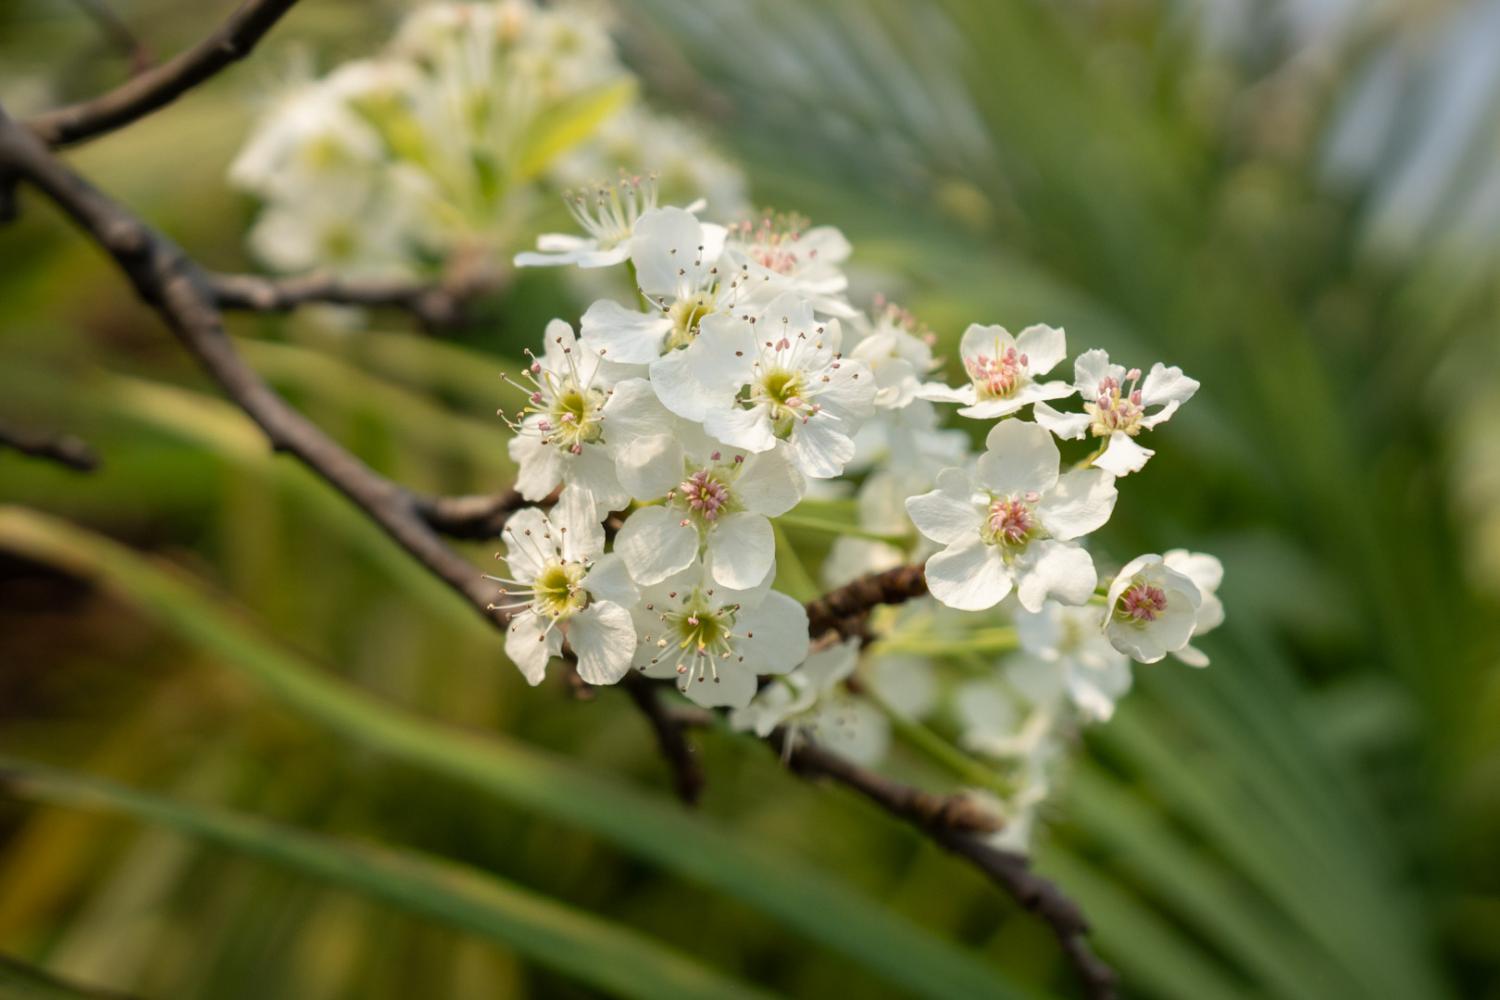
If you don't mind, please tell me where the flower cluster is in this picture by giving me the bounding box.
[229,1,746,279]
[497,183,1224,848]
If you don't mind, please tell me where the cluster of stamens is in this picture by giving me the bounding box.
[984,493,1039,548]
[672,460,738,523]
[486,525,590,638]
[966,347,1027,400]
[1085,368,1145,437]
[731,211,811,274]
[638,588,746,687]
[500,336,607,455]
[1116,582,1168,624]
[564,172,658,249]
[873,295,938,347]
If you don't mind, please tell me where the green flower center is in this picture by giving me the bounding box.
[533,561,588,619]
[666,292,717,351]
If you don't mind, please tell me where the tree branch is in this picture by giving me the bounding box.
[622,674,704,805]
[0,418,100,472]
[0,97,1115,998]
[208,270,483,330]
[27,0,301,148]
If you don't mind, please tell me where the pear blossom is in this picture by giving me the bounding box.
[613,428,804,588]
[488,495,639,686]
[1015,602,1132,722]
[681,294,877,479]
[917,323,1073,419]
[515,175,665,269]
[730,639,889,765]
[847,299,940,411]
[1163,550,1225,667]
[577,206,739,366]
[723,211,855,317]
[504,320,671,512]
[1103,554,1203,663]
[631,562,809,708]
[907,421,1117,612]
[1034,349,1199,477]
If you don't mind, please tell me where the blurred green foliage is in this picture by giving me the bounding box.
[2,1,1498,998]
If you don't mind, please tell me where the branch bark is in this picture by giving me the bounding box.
[209,270,481,330]
[27,0,301,148]
[0,418,100,472]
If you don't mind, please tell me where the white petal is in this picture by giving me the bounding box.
[563,447,627,514]
[958,324,1016,365]
[647,313,757,422]
[925,539,1013,611]
[631,207,716,298]
[553,485,605,561]
[905,467,982,545]
[615,434,686,501]
[569,602,637,685]
[505,612,560,685]
[508,428,565,501]
[704,403,778,454]
[502,507,557,582]
[1014,540,1097,612]
[1038,468,1118,540]
[733,447,805,516]
[579,299,673,364]
[602,378,674,441]
[735,591,810,675]
[1033,401,1091,440]
[799,639,860,691]
[707,512,775,589]
[816,359,877,420]
[977,421,1060,496]
[613,506,700,585]
[788,416,857,479]
[1014,324,1067,375]
[582,553,638,608]
[1094,431,1154,477]
[956,397,1027,420]
[1105,554,1163,613]
[1072,348,1119,395]
[676,660,758,709]
[1139,363,1199,419]
[1172,643,1211,668]
[915,382,977,405]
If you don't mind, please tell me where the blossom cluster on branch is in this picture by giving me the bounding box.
[229,0,746,279]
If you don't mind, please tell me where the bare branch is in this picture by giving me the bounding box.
[805,563,928,642]
[622,675,704,804]
[208,270,486,331]
[0,418,100,472]
[27,0,301,148]
[414,489,530,540]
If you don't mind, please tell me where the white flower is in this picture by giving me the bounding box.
[504,320,671,513]
[906,421,1117,612]
[631,562,809,709]
[722,211,855,318]
[684,294,877,479]
[847,300,939,410]
[1103,554,1203,663]
[917,323,1073,419]
[613,428,804,589]
[729,638,889,765]
[1163,550,1224,667]
[1034,349,1199,477]
[1015,602,1132,722]
[577,206,737,366]
[515,175,663,269]
[488,493,639,686]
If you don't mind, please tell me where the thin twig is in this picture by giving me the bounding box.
[67,0,154,75]
[209,270,488,331]
[623,674,704,804]
[414,489,529,540]
[0,93,1115,997]
[27,0,301,148]
[0,418,100,472]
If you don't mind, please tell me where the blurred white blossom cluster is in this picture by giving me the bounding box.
[228,0,746,279]
[498,186,1226,851]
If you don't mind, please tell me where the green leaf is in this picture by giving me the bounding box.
[516,80,636,180]
[0,757,772,1000]
[0,506,1029,1000]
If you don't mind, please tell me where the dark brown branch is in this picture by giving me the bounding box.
[805,563,928,642]
[777,731,1116,999]
[27,0,301,148]
[414,489,529,540]
[0,418,100,472]
[622,674,704,805]
[208,270,484,330]
[0,99,1114,998]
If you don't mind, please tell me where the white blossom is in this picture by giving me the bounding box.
[1015,602,1133,722]
[906,421,1117,612]
[917,323,1073,419]
[504,320,671,513]
[515,174,663,269]
[613,427,804,589]
[730,639,889,765]
[722,212,855,318]
[1163,550,1225,667]
[1103,554,1204,663]
[489,493,638,686]
[631,562,809,709]
[1034,349,1199,477]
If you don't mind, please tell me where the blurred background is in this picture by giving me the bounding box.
[2,0,1498,997]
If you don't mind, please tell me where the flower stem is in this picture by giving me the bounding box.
[871,626,1018,657]
[776,513,908,546]
[862,687,1010,797]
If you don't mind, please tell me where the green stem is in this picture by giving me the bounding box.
[862,687,1010,798]
[776,513,909,547]
[872,626,1019,657]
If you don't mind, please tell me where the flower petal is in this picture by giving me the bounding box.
[504,612,560,685]
[925,538,1013,611]
[615,433,686,501]
[569,602,637,685]
[735,591,810,675]
[707,511,775,589]
[1014,540,1097,612]
[1094,431,1154,477]
[579,299,673,364]
[614,506,700,585]
[905,467,982,545]
[1033,401,1091,440]
[788,416,856,479]
[734,446,805,516]
[977,420,1060,496]
[1015,324,1067,375]
[1039,468,1118,540]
